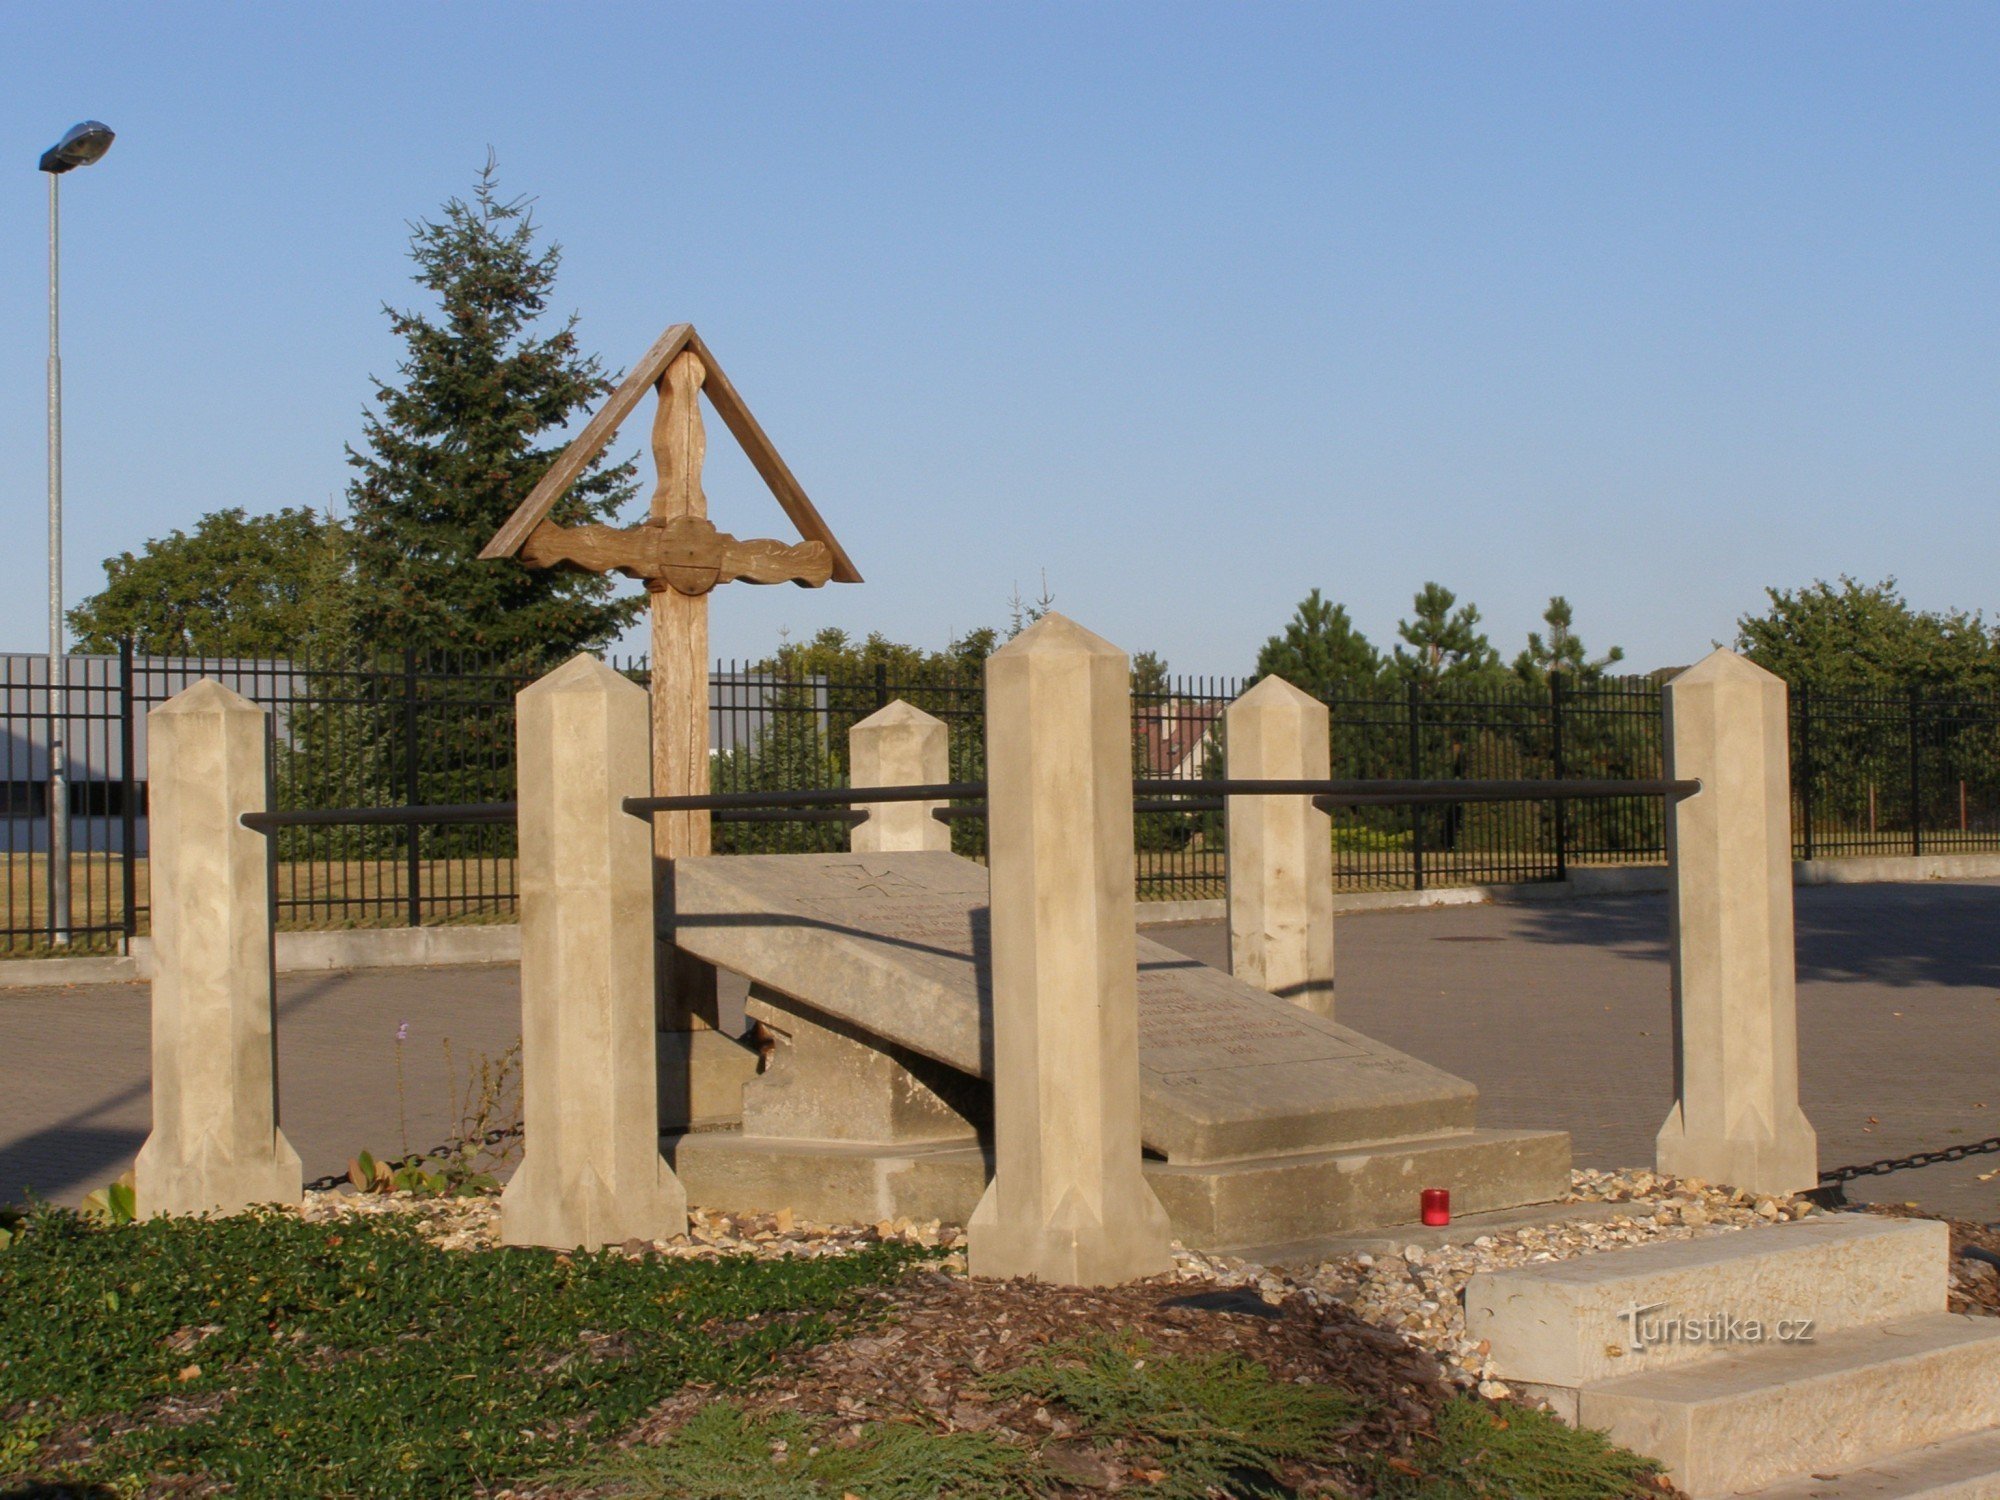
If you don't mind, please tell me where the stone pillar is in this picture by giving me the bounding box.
[503,655,688,1250]
[968,614,1174,1286]
[1224,675,1335,1016]
[135,681,301,1218]
[1654,649,1818,1196]
[850,699,951,854]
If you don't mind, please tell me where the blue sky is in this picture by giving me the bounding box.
[2,3,1994,677]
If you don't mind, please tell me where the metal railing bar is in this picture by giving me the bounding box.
[243,803,517,831]
[1135,776,1701,802]
[625,783,983,815]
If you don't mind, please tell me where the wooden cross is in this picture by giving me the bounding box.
[481,324,860,1018]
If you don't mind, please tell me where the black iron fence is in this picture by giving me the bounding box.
[4,647,1999,953]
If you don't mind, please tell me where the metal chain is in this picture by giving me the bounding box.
[1820,1132,2000,1185]
[303,1121,524,1195]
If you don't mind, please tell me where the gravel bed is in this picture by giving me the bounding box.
[304,1168,1969,1404]
[1172,1167,1821,1398]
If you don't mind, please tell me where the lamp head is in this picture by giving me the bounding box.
[39,121,114,175]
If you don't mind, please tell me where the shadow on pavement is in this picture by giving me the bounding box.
[1503,881,2000,991]
[0,1125,146,1208]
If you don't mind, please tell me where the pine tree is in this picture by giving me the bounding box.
[346,160,642,661]
[1253,589,1383,700]
[1513,596,1625,689]
[1392,582,1499,688]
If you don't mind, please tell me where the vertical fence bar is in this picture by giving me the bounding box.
[43,658,57,943]
[119,638,137,944]
[1796,685,1814,861]
[403,647,422,928]
[1406,679,1425,893]
[1908,684,1923,859]
[1549,672,1568,882]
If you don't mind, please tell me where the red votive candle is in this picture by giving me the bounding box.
[1421,1188,1451,1226]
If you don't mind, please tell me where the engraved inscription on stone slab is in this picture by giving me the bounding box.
[1135,970,1364,1076]
[673,851,1480,1162]
[792,861,1366,1076]
[792,858,988,953]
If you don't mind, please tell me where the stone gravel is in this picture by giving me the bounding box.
[296,1166,1870,1403]
[1169,1167,1825,1399]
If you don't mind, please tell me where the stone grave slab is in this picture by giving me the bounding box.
[673,851,1480,1164]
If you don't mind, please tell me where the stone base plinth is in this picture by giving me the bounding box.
[667,1125,1571,1257]
[658,1029,761,1130]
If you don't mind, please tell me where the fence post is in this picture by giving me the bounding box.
[1654,649,1817,1196]
[403,647,422,928]
[1550,672,1568,882]
[1406,679,1425,892]
[134,681,301,1217]
[850,700,951,853]
[118,638,138,944]
[968,614,1173,1286]
[1908,684,1923,858]
[1224,675,1335,1015]
[502,655,687,1250]
[874,659,888,711]
[1796,685,1814,861]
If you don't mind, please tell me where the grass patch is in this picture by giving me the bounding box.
[1372,1398,1668,1499]
[0,1206,925,1498]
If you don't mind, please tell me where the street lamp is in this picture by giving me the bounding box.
[40,119,114,945]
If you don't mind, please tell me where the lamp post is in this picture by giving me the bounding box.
[39,120,114,945]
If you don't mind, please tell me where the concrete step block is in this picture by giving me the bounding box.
[1747,1423,2000,1498]
[1467,1215,1946,1387]
[1579,1313,2000,1498]
[1146,1126,1572,1255]
[668,1124,1571,1254]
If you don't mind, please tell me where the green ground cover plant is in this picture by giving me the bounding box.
[567,1403,1040,1499]
[558,1333,1668,1500]
[985,1334,1365,1498]
[0,1207,925,1498]
[1371,1397,1668,1499]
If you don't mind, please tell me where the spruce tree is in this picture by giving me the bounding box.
[346,161,642,661]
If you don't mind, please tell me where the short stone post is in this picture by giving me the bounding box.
[502,655,688,1250]
[1224,675,1335,1015]
[135,681,301,1218]
[1654,649,1818,1196]
[968,614,1174,1286]
[850,699,951,853]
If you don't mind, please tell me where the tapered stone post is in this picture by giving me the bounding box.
[850,700,951,853]
[503,655,687,1250]
[1654,649,1818,1196]
[968,614,1174,1286]
[1225,675,1335,1015]
[135,681,301,1218]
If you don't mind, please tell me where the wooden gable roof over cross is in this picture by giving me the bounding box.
[479,323,861,593]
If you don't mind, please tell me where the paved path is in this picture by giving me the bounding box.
[3,881,1995,1220]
